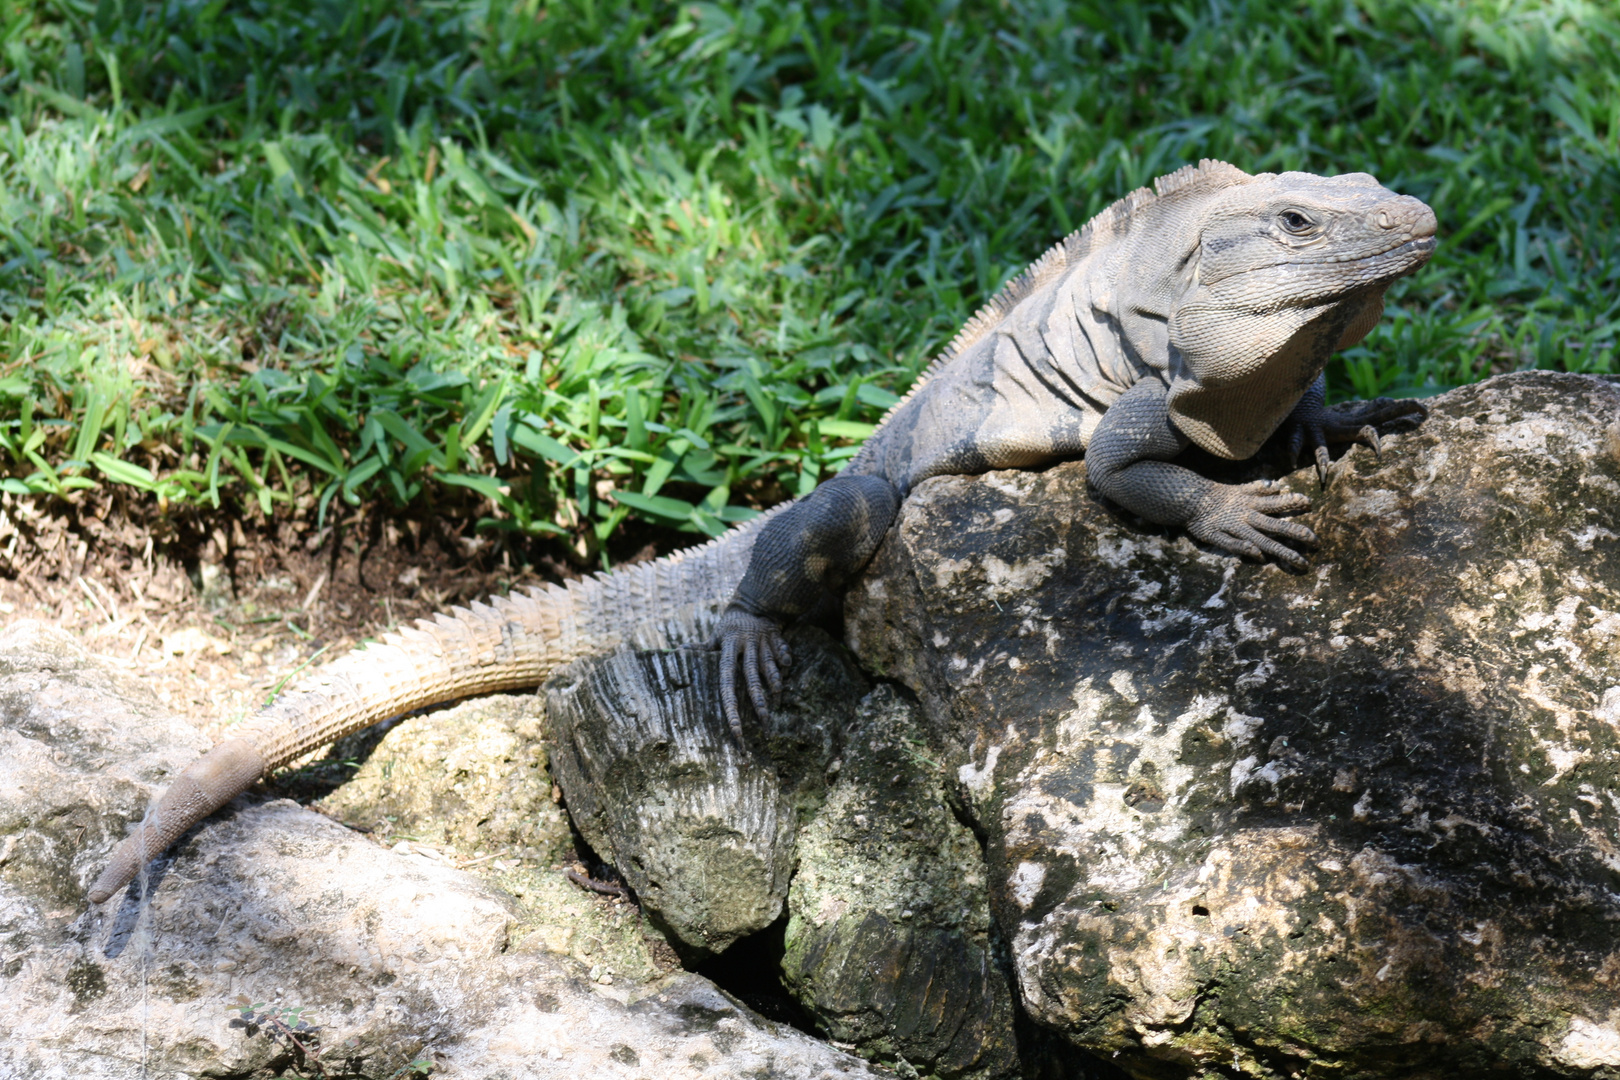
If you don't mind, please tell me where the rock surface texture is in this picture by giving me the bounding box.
[845,371,1620,1078]
[782,683,1021,1078]
[9,372,1620,1080]
[0,622,887,1080]
[545,627,864,958]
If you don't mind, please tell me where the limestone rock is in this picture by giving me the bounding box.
[0,623,205,919]
[0,621,886,1080]
[315,693,566,861]
[544,625,865,957]
[845,372,1620,1078]
[784,683,1021,1079]
[312,692,669,982]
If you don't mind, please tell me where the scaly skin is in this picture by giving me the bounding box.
[90,160,1437,902]
[712,161,1437,727]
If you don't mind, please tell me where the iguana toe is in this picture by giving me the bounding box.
[1358,424,1382,456]
[1189,480,1316,571]
[1314,444,1333,486]
[1288,396,1423,487]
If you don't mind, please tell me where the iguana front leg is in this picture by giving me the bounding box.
[1087,378,1316,570]
[715,473,899,731]
[1282,374,1428,484]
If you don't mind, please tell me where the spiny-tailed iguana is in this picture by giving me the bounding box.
[88,160,1437,904]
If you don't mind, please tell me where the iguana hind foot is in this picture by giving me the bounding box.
[713,473,899,727]
[715,609,792,735]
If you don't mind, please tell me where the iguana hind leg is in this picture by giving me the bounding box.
[715,473,898,731]
[1087,378,1316,570]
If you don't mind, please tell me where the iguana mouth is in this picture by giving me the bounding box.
[1385,235,1437,260]
[1356,234,1437,279]
[1310,234,1437,267]
[1232,235,1436,289]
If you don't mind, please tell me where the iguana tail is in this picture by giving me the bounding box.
[87,509,781,904]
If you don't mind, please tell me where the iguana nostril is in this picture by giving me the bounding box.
[1386,198,1439,237]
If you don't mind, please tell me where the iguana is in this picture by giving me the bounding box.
[88,160,1437,904]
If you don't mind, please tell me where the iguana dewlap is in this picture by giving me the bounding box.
[88,161,1435,904]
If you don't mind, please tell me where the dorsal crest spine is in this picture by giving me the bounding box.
[863,160,1252,430]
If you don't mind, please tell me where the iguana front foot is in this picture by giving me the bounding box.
[1284,391,1427,486]
[714,607,792,734]
[1186,479,1316,571]
[1088,378,1319,571]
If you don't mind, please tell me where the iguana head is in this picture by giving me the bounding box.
[1161,168,1437,459]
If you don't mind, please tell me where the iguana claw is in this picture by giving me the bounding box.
[1358,424,1382,457]
[1313,444,1333,486]
[1286,396,1424,488]
[714,607,792,735]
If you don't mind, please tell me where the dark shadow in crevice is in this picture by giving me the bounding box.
[557,798,637,905]
[1012,1012,1134,1080]
[691,913,820,1037]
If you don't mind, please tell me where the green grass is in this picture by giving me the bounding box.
[1,0,1617,560]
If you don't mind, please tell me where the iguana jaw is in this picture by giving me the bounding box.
[1241,231,1437,306]
[1165,290,1392,460]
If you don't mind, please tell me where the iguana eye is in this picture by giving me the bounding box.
[1279,210,1315,235]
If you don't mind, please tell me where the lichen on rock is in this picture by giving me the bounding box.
[847,372,1620,1078]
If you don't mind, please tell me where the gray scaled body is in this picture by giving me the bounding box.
[88,160,1436,904]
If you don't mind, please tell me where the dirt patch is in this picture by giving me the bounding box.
[0,488,686,742]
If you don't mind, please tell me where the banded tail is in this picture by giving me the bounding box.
[87,510,780,904]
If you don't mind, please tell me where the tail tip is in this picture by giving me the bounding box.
[87,855,136,905]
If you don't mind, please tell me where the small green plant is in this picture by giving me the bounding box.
[898,737,946,776]
[228,995,434,1079]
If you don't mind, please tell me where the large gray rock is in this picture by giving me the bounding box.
[845,372,1620,1078]
[0,621,888,1080]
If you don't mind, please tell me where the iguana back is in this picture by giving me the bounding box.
[860,158,1251,436]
